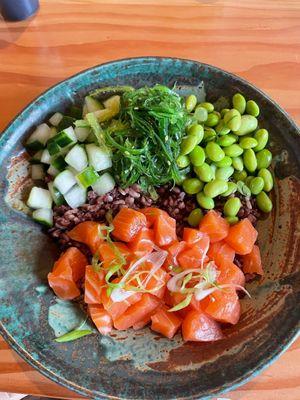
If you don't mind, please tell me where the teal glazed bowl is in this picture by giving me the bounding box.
[0,58,299,400]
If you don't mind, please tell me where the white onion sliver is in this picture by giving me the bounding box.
[194,283,251,301]
[110,287,134,302]
[142,250,168,286]
[120,250,168,285]
[167,268,202,293]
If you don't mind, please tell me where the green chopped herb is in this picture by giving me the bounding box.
[55,329,92,343]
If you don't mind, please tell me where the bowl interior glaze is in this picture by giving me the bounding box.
[0,58,299,400]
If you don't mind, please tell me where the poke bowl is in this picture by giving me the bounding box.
[0,57,299,400]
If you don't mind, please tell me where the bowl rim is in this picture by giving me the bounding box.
[0,56,299,400]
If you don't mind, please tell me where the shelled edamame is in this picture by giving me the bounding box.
[183,92,274,224]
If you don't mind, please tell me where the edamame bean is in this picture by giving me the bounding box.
[185,95,197,112]
[194,106,208,123]
[205,112,220,127]
[234,115,258,135]
[239,137,258,149]
[199,102,214,113]
[204,179,228,198]
[196,192,215,209]
[194,163,214,182]
[245,176,254,187]
[226,216,239,225]
[176,155,190,168]
[246,100,260,117]
[258,168,274,192]
[221,182,237,197]
[232,93,246,114]
[224,144,244,157]
[188,124,204,144]
[215,166,234,181]
[180,135,198,155]
[215,120,231,136]
[210,164,217,179]
[243,149,257,172]
[221,108,230,118]
[249,177,264,195]
[224,109,242,131]
[232,156,244,171]
[215,156,232,167]
[256,191,273,213]
[182,178,204,194]
[256,149,272,169]
[254,129,269,151]
[224,197,241,217]
[187,208,203,227]
[203,127,217,142]
[206,142,225,162]
[189,145,206,167]
[217,134,237,147]
[233,170,247,181]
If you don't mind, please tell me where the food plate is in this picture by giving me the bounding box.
[0,57,299,399]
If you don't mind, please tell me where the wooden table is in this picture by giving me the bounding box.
[0,0,299,398]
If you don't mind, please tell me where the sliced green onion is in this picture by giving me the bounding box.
[55,329,92,343]
[168,294,193,312]
[76,166,99,188]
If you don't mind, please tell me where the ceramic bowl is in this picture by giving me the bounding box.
[0,57,299,400]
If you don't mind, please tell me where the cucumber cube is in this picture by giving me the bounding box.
[54,170,77,194]
[27,187,52,209]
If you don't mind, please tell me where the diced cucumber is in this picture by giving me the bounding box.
[54,170,77,194]
[84,95,103,113]
[51,155,67,171]
[57,116,75,131]
[41,149,51,164]
[47,165,60,177]
[49,112,63,127]
[74,126,90,142]
[47,139,61,156]
[48,182,65,206]
[86,144,112,171]
[64,185,86,208]
[31,164,45,180]
[26,123,51,151]
[32,208,53,227]
[76,166,99,188]
[55,127,77,148]
[65,145,88,171]
[92,172,115,196]
[67,166,80,175]
[103,95,121,114]
[31,150,43,164]
[27,187,52,209]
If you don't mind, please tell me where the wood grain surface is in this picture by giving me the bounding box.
[0,0,299,399]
